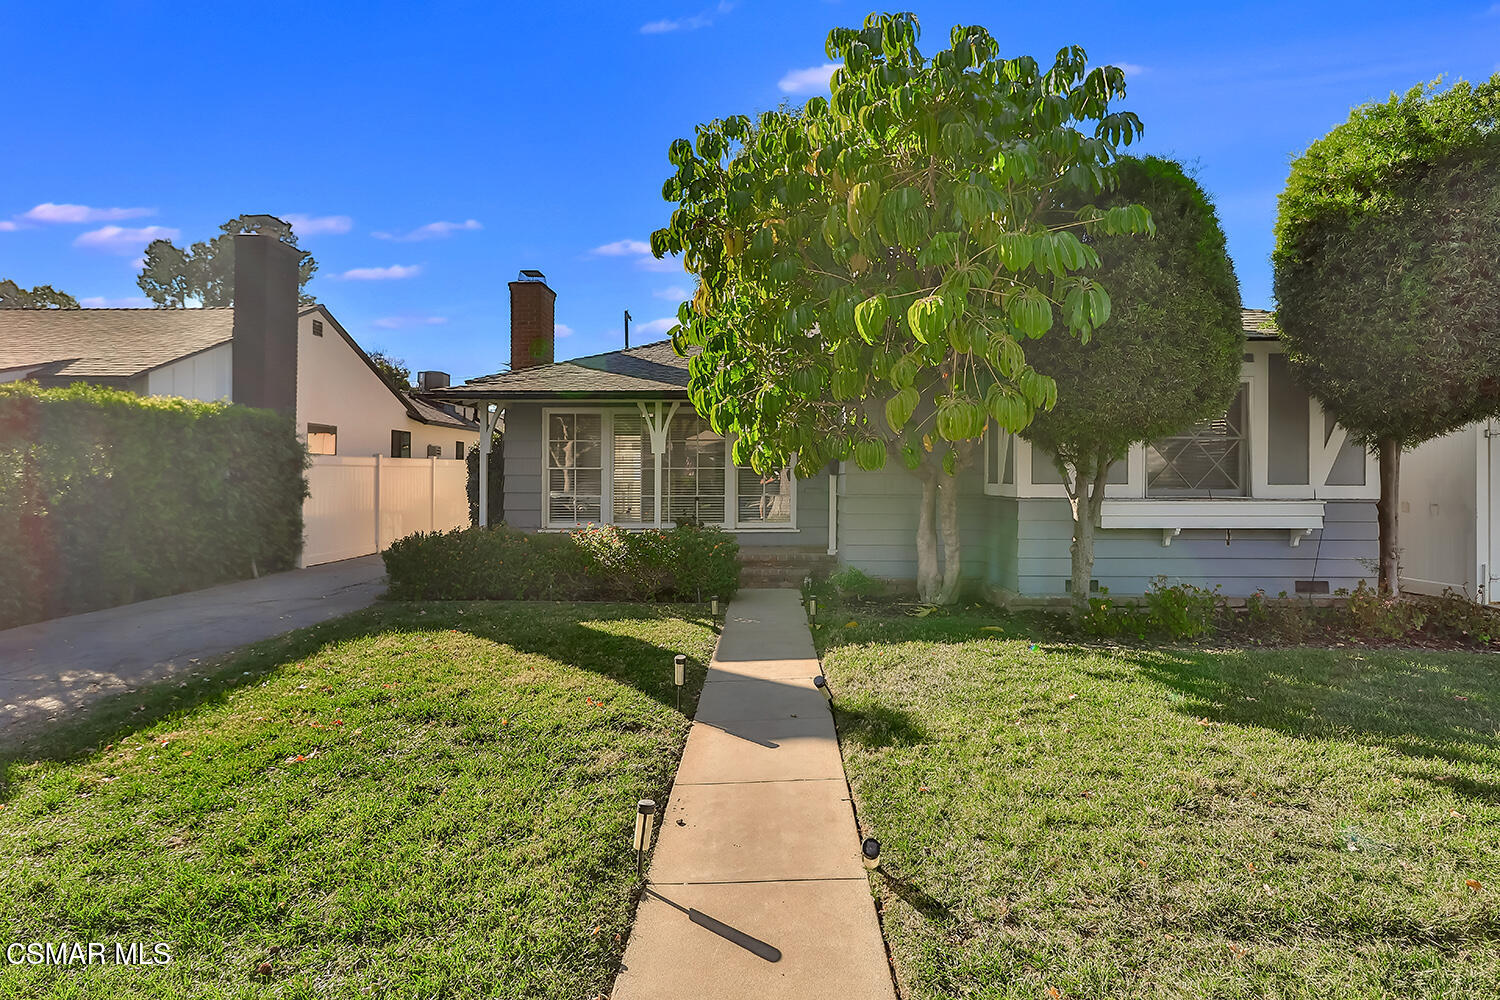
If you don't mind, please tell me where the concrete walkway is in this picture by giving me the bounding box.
[613,588,896,1000]
[0,555,386,737]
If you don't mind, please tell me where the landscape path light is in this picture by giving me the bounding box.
[807,597,817,622]
[634,799,657,880]
[862,837,881,871]
[814,675,832,703]
[710,595,719,621]
[674,654,686,712]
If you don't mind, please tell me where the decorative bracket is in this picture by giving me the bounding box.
[1289,527,1313,548]
[1160,527,1182,547]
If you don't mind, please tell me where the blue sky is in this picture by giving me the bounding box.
[3,2,1498,382]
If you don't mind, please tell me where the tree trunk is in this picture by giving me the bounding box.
[1376,436,1401,596]
[1068,454,1110,616]
[934,466,963,605]
[914,470,941,602]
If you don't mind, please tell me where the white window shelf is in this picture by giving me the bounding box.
[1099,499,1325,547]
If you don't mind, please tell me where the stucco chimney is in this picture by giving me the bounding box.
[231,232,300,417]
[509,269,555,371]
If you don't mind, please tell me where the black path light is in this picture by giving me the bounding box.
[673,654,686,712]
[862,837,881,871]
[634,799,657,880]
[710,595,720,622]
[807,596,817,623]
[814,674,832,703]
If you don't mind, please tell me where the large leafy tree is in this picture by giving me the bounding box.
[0,280,78,309]
[137,213,317,307]
[368,350,413,391]
[653,12,1150,603]
[1273,77,1500,595]
[1023,156,1243,610]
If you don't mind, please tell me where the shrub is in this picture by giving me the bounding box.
[1344,580,1427,638]
[383,523,739,603]
[0,382,307,629]
[828,566,884,600]
[1144,577,1224,640]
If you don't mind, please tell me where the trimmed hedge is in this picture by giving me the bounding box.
[383,523,740,603]
[0,383,308,629]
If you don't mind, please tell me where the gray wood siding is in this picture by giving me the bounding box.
[502,403,544,530]
[501,400,827,545]
[836,463,990,582]
[1011,497,1376,596]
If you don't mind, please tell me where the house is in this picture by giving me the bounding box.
[1396,421,1500,603]
[433,276,1380,597]
[0,232,482,566]
[0,232,480,460]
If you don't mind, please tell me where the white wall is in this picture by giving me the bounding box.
[1401,423,1482,598]
[302,455,470,566]
[295,307,476,459]
[146,343,232,400]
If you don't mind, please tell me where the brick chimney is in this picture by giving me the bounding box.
[231,232,301,417]
[509,269,555,371]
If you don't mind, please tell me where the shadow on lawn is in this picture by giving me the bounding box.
[0,601,715,795]
[1119,646,1500,801]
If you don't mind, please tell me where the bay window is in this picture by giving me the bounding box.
[544,407,795,530]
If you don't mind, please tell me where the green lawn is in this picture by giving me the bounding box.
[817,612,1500,999]
[0,601,717,1000]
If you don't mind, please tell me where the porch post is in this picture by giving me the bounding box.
[653,402,665,528]
[478,403,499,528]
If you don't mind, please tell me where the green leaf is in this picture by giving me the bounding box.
[1007,286,1053,338]
[885,386,920,433]
[854,438,887,471]
[855,293,890,344]
[906,294,946,345]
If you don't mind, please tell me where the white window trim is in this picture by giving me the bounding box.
[541,404,798,531]
[982,342,1379,503]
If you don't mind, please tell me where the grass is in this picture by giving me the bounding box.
[0,601,717,1000]
[816,611,1500,999]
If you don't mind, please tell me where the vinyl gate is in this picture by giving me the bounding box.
[301,455,469,567]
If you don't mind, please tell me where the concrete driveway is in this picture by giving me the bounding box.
[0,555,387,738]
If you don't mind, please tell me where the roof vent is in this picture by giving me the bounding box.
[516,269,547,282]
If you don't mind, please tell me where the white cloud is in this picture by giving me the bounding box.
[778,63,838,95]
[372,219,483,241]
[635,317,678,336]
[79,295,154,308]
[591,238,680,273]
[73,225,180,254]
[0,221,16,232]
[372,314,448,329]
[653,286,690,300]
[555,323,574,338]
[640,1,732,33]
[23,203,155,224]
[591,239,653,256]
[282,213,353,236]
[1113,62,1148,77]
[337,264,422,281]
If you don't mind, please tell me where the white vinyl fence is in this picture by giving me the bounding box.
[301,455,470,567]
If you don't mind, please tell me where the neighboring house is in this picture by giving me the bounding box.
[433,275,1381,597]
[1398,421,1500,602]
[0,233,479,459]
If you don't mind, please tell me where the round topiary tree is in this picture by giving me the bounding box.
[1022,155,1244,611]
[1273,76,1500,594]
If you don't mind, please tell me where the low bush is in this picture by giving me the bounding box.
[1343,580,1428,638]
[1078,578,1224,641]
[383,523,739,603]
[828,566,884,600]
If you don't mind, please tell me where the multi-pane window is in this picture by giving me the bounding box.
[736,465,792,524]
[665,413,726,524]
[390,430,411,458]
[611,412,656,524]
[547,413,603,523]
[1146,384,1248,496]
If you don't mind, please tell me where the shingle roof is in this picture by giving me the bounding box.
[0,308,234,377]
[435,339,697,400]
[435,311,1282,403]
[1242,308,1278,339]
